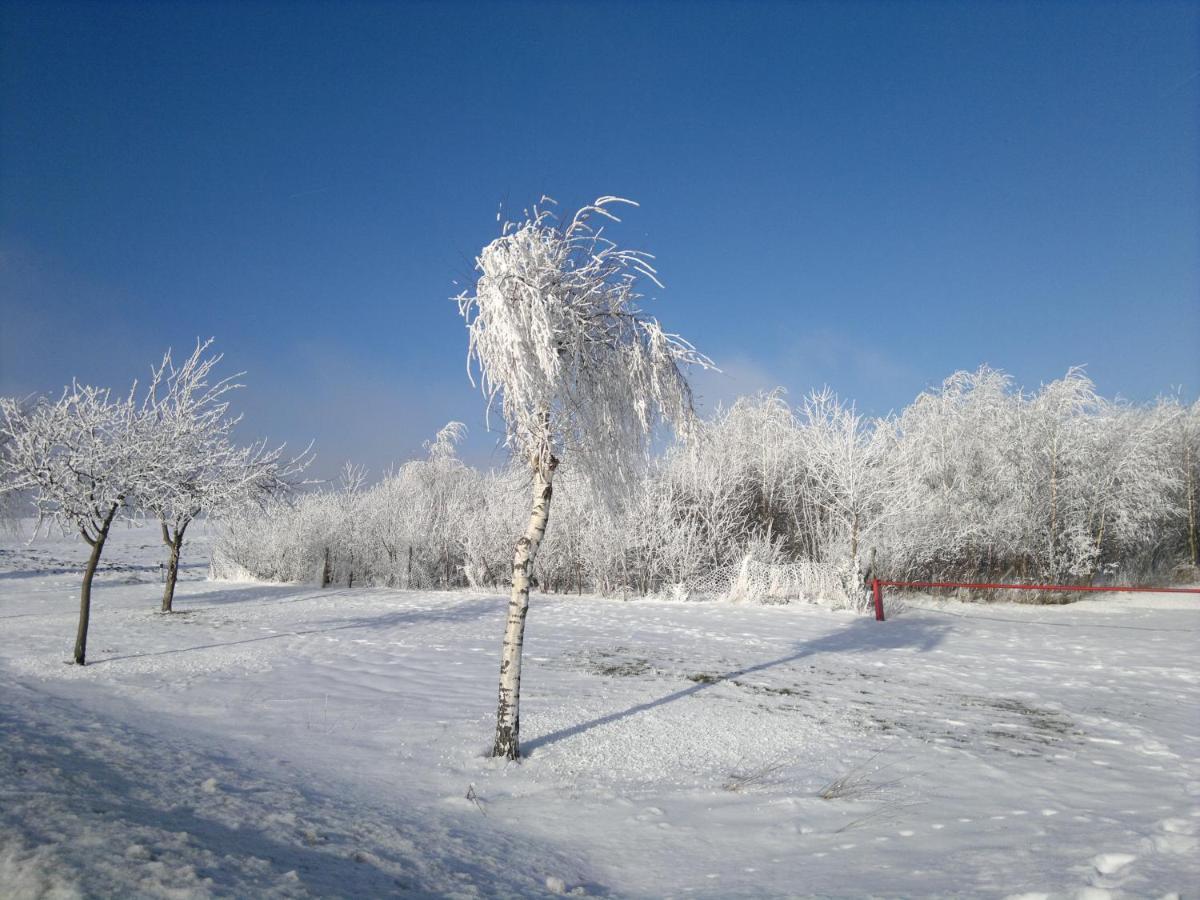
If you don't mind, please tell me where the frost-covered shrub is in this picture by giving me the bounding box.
[881,369,1186,586]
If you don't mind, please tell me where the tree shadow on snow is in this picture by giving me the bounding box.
[524,615,950,755]
[171,582,330,607]
[0,560,207,581]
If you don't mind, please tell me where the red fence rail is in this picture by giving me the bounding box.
[870,578,1200,621]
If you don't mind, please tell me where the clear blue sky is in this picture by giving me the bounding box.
[2,0,1197,478]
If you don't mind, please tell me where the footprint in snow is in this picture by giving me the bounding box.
[1135,740,1178,759]
[1150,817,1199,855]
[1158,817,1195,835]
[1091,853,1136,876]
[1151,831,1198,855]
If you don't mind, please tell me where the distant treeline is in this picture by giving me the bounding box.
[214,368,1199,600]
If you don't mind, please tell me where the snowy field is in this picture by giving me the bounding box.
[1,526,1198,899]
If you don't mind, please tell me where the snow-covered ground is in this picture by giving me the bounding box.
[1,525,1197,899]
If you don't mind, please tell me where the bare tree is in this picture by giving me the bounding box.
[0,383,146,664]
[457,196,712,759]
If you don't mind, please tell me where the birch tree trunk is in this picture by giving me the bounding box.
[492,455,557,760]
[75,503,119,665]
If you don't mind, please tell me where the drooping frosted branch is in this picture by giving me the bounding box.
[457,197,713,489]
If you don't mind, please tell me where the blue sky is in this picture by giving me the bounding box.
[2,0,1197,478]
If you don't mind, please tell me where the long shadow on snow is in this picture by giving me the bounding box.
[524,615,949,755]
[170,583,497,613]
[89,597,500,665]
[0,561,207,581]
[0,684,583,898]
[0,580,278,624]
[170,582,328,607]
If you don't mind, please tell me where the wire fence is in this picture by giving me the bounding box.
[870,578,1200,621]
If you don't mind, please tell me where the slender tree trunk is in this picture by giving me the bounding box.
[161,519,188,612]
[1090,516,1107,584]
[1049,447,1059,575]
[406,545,413,588]
[321,547,332,587]
[1186,441,1198,567]
[493,455,557,760]
[75,504,119,665]
[385,546,398,587]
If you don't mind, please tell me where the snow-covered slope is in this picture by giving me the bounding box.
[1,526,1197,898]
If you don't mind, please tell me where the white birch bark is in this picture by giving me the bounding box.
[493,455,556,760]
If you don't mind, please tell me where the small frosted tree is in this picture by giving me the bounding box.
[1021,368,1102,579]
[798,388,911,570]
[0,383,146,664]
[414,422,473,587]
[457,196,711,759]
[327,462,367,587]
[890,367,1024,579]
[140,341,307,612]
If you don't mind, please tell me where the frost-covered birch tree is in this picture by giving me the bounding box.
[457,196,712,759]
